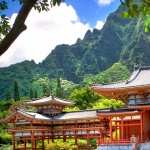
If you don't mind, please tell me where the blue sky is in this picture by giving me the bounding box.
[0,0,121,67]
[5,0,120,27]
[65,0,120,26]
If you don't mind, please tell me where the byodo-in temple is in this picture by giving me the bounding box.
[3,66,150,150]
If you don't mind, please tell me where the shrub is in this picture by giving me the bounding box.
[0,132,11,144]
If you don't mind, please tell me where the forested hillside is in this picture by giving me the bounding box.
[0,4,150,99]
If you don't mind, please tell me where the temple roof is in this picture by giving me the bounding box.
[91,66,150,98]
[97,108,139,116]
[54,110,97,120]
[4,109,98,123]
[26,96,72,106]
[93,66,150,89]
[19,110,50,120]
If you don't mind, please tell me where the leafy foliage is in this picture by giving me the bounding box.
[83,62,130,85]
[92,98,124,109]
[68,86,124,110]
[0,15,10,40]
[31,75,51,98]
[45,139,88,150]
[31,75,77,99]
[13,80,20,101]
[55,78,63,98]
[69,87,100,109]
[122,0,150,32]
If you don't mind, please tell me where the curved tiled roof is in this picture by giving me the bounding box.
[8,109,98,122]
[54,110,97,120]
[26,96,72,106]
[92,66,150,90]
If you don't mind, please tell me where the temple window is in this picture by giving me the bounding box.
[146,94,150,104]
[128,95,144,105]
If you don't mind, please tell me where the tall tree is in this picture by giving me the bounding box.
[13,80,20,101]
[55,78,63,98]
[43,84,50,97]
[29,88,34,99]
[34,90,38,98]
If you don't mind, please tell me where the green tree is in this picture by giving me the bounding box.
[29,88,34,99]
[5,91,11,101]
[43,84,50,97]
[56,78,63,98]
[83,62,130,85]
[32,75,51,97]
[34,90,38,98]
[92,98,124,109]
[13,80,20,101]
[69,87,100,109]
[122,0,150,32]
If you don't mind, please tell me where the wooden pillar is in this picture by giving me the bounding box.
[75,122,78,145]
[42,132,45,150]
[140,112,143,142]
[127,121,129,139]
[24,139,26,150]
[63,136,66,142]
[87,128,89,145]
[35,140,37,150]
[31,131,36,150]
[42,136,44,150]
[12,132,16,150]
[63,130,66,142]
[121,116,124,140]
[99,128,101,145]
[51,124,54,143]
[48,131,50,144]
[109,116,112,142]
[51,120,54,143]
[115,118,117,141]
[75,130,77,144]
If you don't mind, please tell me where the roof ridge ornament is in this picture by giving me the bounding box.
[51,95,55,100]
[126,66,141,84]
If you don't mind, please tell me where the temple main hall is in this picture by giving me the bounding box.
[3,66,150,149]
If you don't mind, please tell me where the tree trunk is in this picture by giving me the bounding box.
[0,0,37,55]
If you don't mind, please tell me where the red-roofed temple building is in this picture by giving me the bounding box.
[3,66,150,149]
[3,96,102,150]
[92,66,150,146]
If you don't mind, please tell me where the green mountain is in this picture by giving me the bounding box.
[0,60,38,98]
[41,6,126,82]
[0,5,150,98]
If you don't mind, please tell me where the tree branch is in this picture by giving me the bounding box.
[0,0,37,56]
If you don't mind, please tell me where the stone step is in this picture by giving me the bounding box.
[97,144,132,150]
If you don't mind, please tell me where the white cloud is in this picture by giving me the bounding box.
[95,20,104,30]
[0,3,90,67]
[97,0,114,6]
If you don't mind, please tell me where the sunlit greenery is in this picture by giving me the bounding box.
[45,139,90,150]
[92,98,124,109]
[68,86,124,110]
[83,62,130,85]
[69,87,100,109]
[122,0,150,32]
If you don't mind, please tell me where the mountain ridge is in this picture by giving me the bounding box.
[0,4,150,98]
